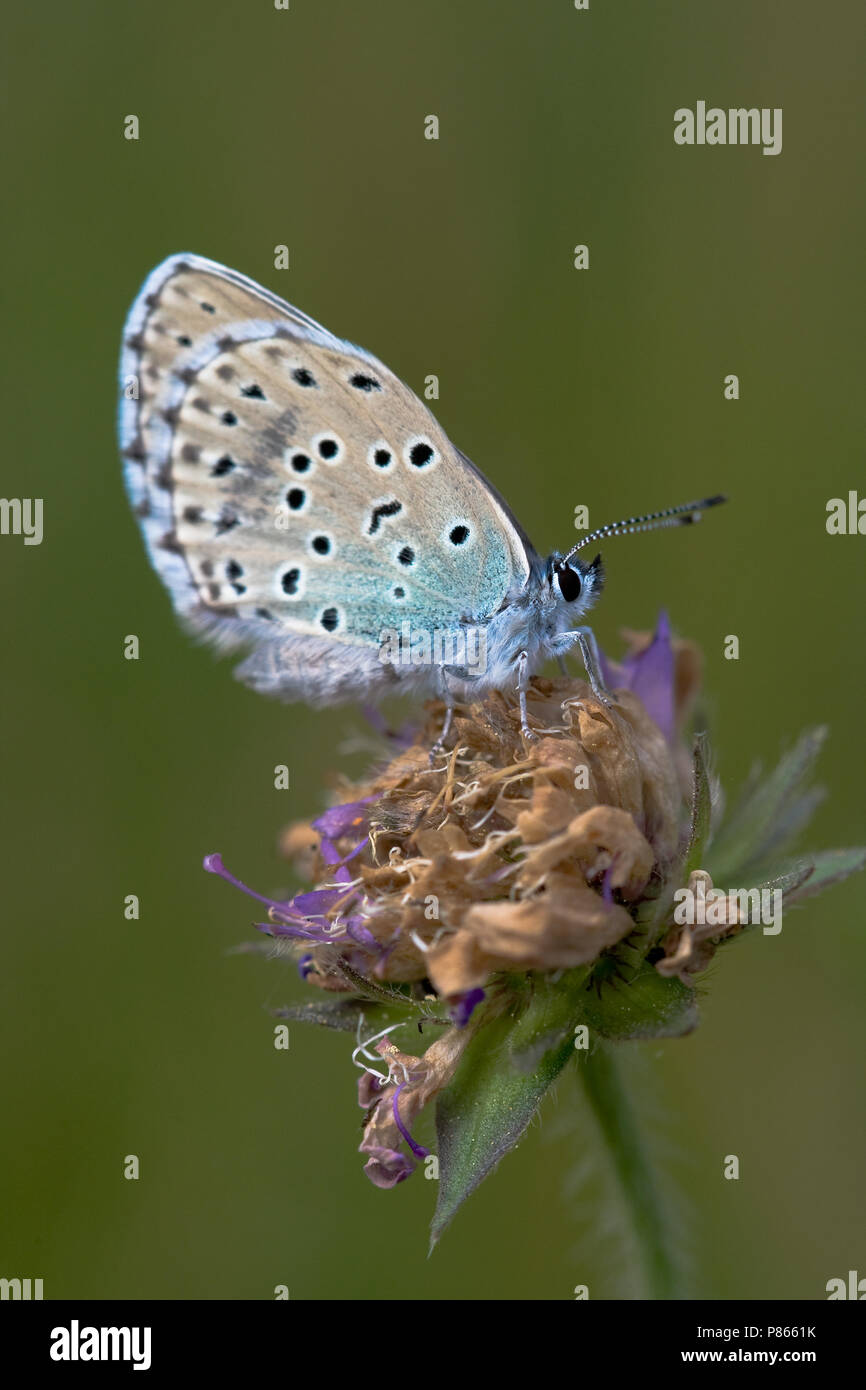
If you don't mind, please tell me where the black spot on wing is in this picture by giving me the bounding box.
[368,500,403,536]
[349,372,381,392]
[226,559,246,595]
[409,442,434,468]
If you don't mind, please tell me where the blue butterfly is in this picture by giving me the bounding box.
[120,254,724,744]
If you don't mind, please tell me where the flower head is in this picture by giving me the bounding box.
[205,615,864,1240]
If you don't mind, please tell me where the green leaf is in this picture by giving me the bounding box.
[333,959,420,1006]
[639,734,715,950]
[431,959,698,1246]
[702,865,813,950]
[711,850,865,949]
[582,960,699,1040]
[270,998,398,1033]
[707,727,827,881]
[766,847,866,904]
[683,733,713,880]
[431,973,584,1247]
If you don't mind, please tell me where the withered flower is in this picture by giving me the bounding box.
[205,614,864,1267]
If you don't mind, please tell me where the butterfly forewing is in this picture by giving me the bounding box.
[120,255,533,678]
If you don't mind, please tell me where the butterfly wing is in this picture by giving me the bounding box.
[119,254,536,700]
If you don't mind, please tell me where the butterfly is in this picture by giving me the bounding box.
[119,254,724,747]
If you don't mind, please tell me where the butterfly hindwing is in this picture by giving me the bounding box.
[120,254,534,695]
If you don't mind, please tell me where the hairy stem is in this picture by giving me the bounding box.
[579,1042,680,1299]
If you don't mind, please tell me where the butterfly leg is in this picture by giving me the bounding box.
[555,627,616,706]
[428,669,456,765]
[516,649,538,742]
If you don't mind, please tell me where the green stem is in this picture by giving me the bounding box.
[579,1042,680,1299]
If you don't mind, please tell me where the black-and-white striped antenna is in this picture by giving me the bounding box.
[562,494,727,565]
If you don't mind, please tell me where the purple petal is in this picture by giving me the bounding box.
[449,987,485,1028]
[207,852,383,954]
[345,916,380,948]
[597,611,675,741]
[601,861,615,906]
[292,886,357,916]
[391,1083,430,1159]
[362,1147,415,1189]
[357,1072,384,1108]
[360,704,390,737]
[319,836,366,869]
[312,797,376,840]
[360,706,417,749]
[203,853,292,912]
[621,610,674,740]
[255,919,334,943]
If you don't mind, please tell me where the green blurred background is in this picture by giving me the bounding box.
[2,0,864,1299]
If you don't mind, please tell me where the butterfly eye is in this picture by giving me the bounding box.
[555,564,582,603]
